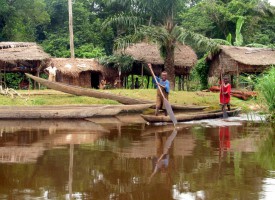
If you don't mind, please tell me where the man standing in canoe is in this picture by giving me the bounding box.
[148,63,170,116]
[220,76,231,111]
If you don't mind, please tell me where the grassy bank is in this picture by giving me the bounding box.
[0,89,256,111]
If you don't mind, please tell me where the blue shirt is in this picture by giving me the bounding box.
[153,77,170,93]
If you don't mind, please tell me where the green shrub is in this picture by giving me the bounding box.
[256,67,275,116]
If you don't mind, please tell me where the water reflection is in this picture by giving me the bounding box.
[149,129,177,183]
[0,119,273,199]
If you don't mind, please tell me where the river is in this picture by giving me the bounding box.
[0,114,274,200]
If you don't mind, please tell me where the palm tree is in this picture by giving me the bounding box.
[104,0,219,89]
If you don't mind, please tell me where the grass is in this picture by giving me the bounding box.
[0,89,258,111]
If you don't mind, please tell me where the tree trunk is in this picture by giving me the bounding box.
[164,45,175,90]
[68,0,75,58]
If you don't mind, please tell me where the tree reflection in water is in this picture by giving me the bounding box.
[0,121,274,199]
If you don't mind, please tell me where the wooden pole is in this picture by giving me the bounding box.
[141,64,144,87]
[68,0,75,58]
[236,64,239,88]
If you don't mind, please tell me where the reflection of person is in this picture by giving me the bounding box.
[149,64,170,116]
[149,132,170,182]
[99,78,106,89]
[220,76,231,111]
[44,63,57,82]
[134,77,140,89]
[219,126,230,151]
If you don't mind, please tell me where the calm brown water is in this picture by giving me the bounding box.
[0,117,274,200]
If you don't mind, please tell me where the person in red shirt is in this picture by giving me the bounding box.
[220,76,231,111]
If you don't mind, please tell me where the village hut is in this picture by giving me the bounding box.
[117,42,197,90]
[50,58,118,88]
[207,45,275,87]
[0,42,50,89]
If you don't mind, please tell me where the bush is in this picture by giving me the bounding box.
[194,55,210,90]
[256,67,275,116]
[4,73,24,89]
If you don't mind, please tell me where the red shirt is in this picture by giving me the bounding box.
[220,83,231,104]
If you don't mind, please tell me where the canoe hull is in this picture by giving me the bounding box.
[26,73,150,105]
[26,73,208,111]
[141,109,241,123]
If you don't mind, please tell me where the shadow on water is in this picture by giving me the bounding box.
[0,116,274,200]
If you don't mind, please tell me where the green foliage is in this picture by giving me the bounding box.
[4,73,24,89]
[0,0,50,41]
[99,55,134,73]
[179,0,275,47]
[75,45,106,58]
[234,17,244,46]
[256,66,275,114]
[194,55,210,90]
[226,33,232,44]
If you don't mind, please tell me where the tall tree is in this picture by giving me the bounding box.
[104,0,218,89]
[0,0,50,41]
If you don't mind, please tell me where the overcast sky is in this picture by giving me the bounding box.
[269,0,275,6]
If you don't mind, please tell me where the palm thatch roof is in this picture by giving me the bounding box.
[51,58,109,77]
[117,42,197,67]
[208,45,275,66]
[0,42,50,63]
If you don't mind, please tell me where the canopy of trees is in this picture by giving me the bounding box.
[0,0,274,87]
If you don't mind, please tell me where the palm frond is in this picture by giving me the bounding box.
[102,13,144,30]
[113,25,170,50]
[174,26,219,53]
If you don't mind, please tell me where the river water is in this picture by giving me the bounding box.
[0,115,274,200]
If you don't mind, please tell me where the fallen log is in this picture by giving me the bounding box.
[209,86,257,100]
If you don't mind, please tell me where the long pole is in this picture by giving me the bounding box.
[68,0,75,58]
[147,64,177,126]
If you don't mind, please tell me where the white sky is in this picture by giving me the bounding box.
[269,0,275,6]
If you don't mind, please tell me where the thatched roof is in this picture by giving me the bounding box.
[51,58,107,77]
[209,45,275,66]
[0,42,50,63]
[117,42,197,67]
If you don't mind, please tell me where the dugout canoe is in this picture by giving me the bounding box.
[26,73,151,105]
[141,108,241,123]
[0,105,121,119]
[26,73,208,111]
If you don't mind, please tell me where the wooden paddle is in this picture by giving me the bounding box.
[147,64,177,126]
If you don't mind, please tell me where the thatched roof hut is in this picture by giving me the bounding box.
[51,58,117,88]
[207,45,275,78]
[117,42,197,76]
[0,42,50,71]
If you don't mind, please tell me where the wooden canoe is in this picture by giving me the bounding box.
[0,104,154,119]
[26,73,207,111]
[0,105,121,119]
[26,73,151,105]
[140,108,241,123]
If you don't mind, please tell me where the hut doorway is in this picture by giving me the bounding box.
[90,71,101,89]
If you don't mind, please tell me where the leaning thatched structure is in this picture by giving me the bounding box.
[118,42,197,76]
[207,45,275,87]
[0,42,50,72]
[51,58,117,88]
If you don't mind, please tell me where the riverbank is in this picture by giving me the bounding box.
[0,89,259,111]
